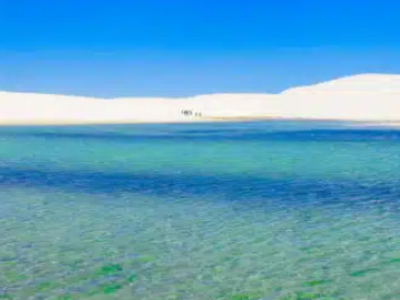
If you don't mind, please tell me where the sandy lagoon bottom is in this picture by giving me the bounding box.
[1,121,400,300]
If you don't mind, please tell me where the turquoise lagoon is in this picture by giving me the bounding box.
[1,121,400,300]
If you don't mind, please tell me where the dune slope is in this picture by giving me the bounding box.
[1,74,400,124]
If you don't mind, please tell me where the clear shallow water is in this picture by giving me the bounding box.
[1,121,400,300]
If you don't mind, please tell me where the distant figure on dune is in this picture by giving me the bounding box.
[181,110,193,116]
[181,110,202,117]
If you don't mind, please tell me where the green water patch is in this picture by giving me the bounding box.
[349,267,381,277]
[72,263,138,298]
[100,283,123,294]
[230,292,265,300]
[381,257,400,266]
[23,262,135,299]
[2,270,28,283]
[348,257,400,278]
[95,264,123,276]
[126,274,137,283]
[137,255,155,263]
[302,279,333,287]
[36,281,60,292]
[55,296,76,300]
[59,263,127,285]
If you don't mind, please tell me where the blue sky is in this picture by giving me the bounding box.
[1,0,400,97]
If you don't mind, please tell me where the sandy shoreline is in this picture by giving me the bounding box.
[1,74,400,127]
[0,116,399,128]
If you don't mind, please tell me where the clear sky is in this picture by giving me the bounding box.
[1,0,400,97]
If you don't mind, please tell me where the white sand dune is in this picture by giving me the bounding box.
[1,73,400,125]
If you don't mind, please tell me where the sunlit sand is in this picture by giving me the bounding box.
[1,74,400,125]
